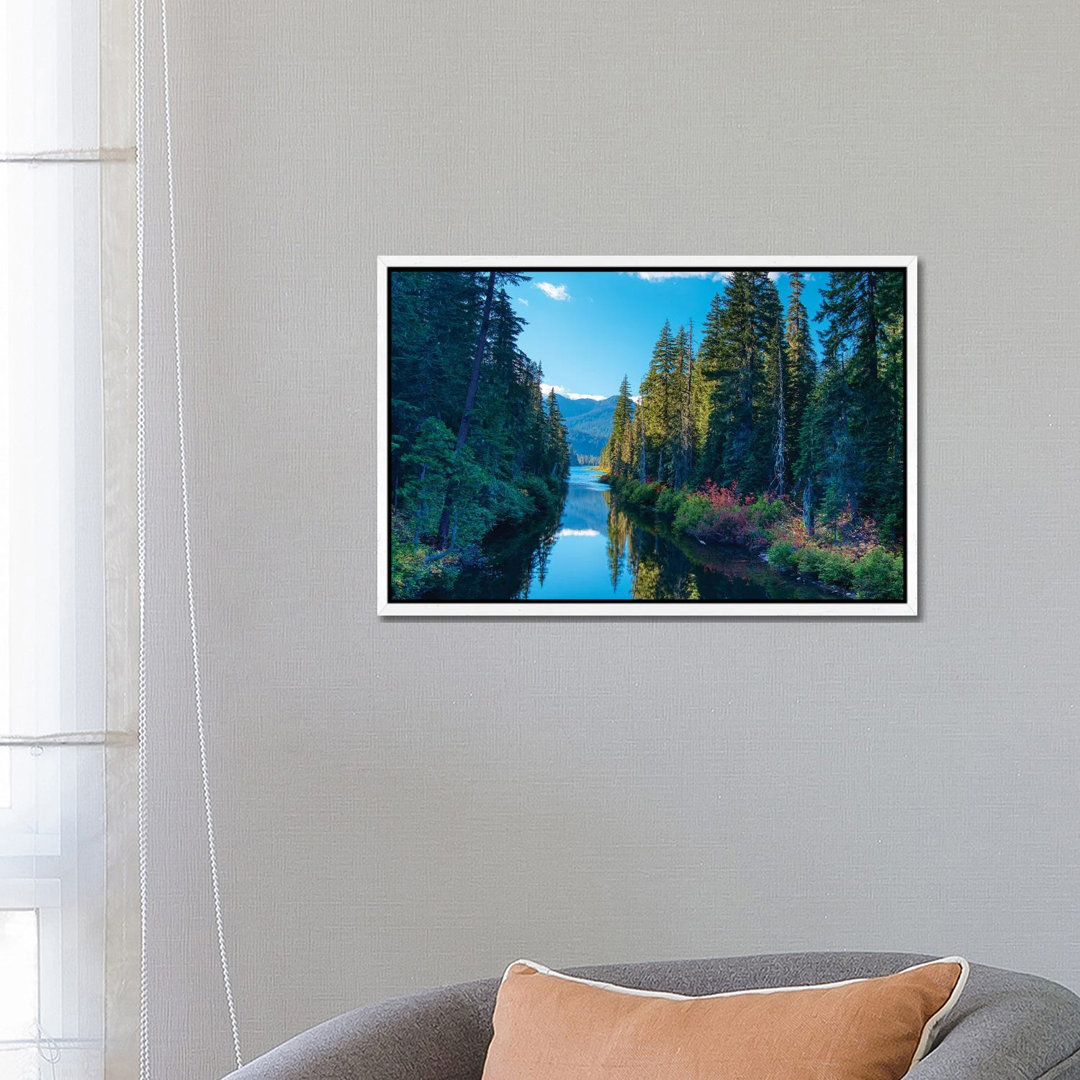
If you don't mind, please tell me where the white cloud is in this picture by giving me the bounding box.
[625,270,791,283]
[541,383,607,401]
[515,296,529,306]
[557,528,600,538]
[628,271,731,283]
[535,281,570,301]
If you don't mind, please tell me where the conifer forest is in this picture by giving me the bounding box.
[387,268,908,604]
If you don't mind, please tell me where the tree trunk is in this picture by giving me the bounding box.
[437,271,497,548]
[412,464,427,543]
[802,480,814,537]
[771,317,786,495]
[685,319,694,478]
[866,272,878,379]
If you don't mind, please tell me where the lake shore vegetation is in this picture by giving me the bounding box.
[600,271,906,601]
[389,271,570,598]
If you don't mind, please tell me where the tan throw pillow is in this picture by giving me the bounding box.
[481,956,968,1080]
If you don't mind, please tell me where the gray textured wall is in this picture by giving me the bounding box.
[140,2,1080,1076]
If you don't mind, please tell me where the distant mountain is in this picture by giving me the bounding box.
[554,392,632,465]
[552,395,608,421]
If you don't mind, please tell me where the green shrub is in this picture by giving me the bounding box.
[390,540,428,599]
[673,493,711,534]
[656,488,681,516]
[788,542,855,587]
[389,539,460,598]
[519,474,563,517]
[795,544,826,576]
[637,482,661,507]
[766,541,798,571]
[852,547,905,600]
[489,478,535,524]
[750,496,787,528]
[816,549,855,588]
[616,480,662,508]
[878,511,902,546]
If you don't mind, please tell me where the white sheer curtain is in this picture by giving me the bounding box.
[1,2,137,1078]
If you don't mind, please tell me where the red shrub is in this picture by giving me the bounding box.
[691,505,767,549]
[699,479,738,510]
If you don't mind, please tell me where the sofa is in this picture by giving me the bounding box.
[223,951,1080,1079]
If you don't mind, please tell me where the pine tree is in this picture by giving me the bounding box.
[699,271,775,492]
[437,270,498,547]
[632,407,647,483]
[721,272,756,487]
[785,271,817,500]
[694,291,726,484]
[672,324,695,488]
[874,270,906,541]
[768,307,787,495]
[804,272,859,525]
[753,276,785,495]
[805,269,905,536]
[544,388,571,481]
[389,270,478,461]
[388,269,571,592]
[639,321,680,482]
[601,375,635,477]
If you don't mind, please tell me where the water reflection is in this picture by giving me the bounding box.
[448,467,836,602]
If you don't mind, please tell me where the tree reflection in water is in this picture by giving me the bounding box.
[431,467,837,603]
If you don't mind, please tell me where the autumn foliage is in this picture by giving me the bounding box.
[605,472,904,601]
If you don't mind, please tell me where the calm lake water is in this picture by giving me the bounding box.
[448,466,835,603]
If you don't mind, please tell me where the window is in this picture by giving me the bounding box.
[1,2,118,1077]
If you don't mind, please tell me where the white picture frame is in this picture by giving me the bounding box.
[377,256,917,617]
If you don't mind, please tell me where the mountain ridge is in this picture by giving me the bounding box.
[553,391,631,465]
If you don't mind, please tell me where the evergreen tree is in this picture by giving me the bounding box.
[752,275,785,495]
[389,270,479,461]
[693,290,727,484]
[698,271,776,492]
[672,324,695,488]
[632,320,697,487]
[870,270,906,541]
[785,271,817,499]
[689,313,712,464]
[632,407,647,483]
[437,270,498,546]
[480,287,534,467]
[601,375,635,477]
[389,269,572,596]
[525,377,548,478]
[804,269,905,537]
[639,321,679,482]
[544,388,571,481]
[767,306,787,495]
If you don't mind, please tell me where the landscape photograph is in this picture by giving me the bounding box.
[380,261,914,614]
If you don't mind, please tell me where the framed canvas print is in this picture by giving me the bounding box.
[377,257,917,617]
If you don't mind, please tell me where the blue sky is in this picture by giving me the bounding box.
[511,270,826,401]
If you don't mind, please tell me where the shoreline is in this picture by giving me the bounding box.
[602,473,902,601]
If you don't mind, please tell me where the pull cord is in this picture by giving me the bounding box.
[135,0,244,1069]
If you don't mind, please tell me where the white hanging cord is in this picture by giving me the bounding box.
[133,0,151,1073]
[158,0,244,1067]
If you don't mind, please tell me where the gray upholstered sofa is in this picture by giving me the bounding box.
[223,952,1080,1079]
